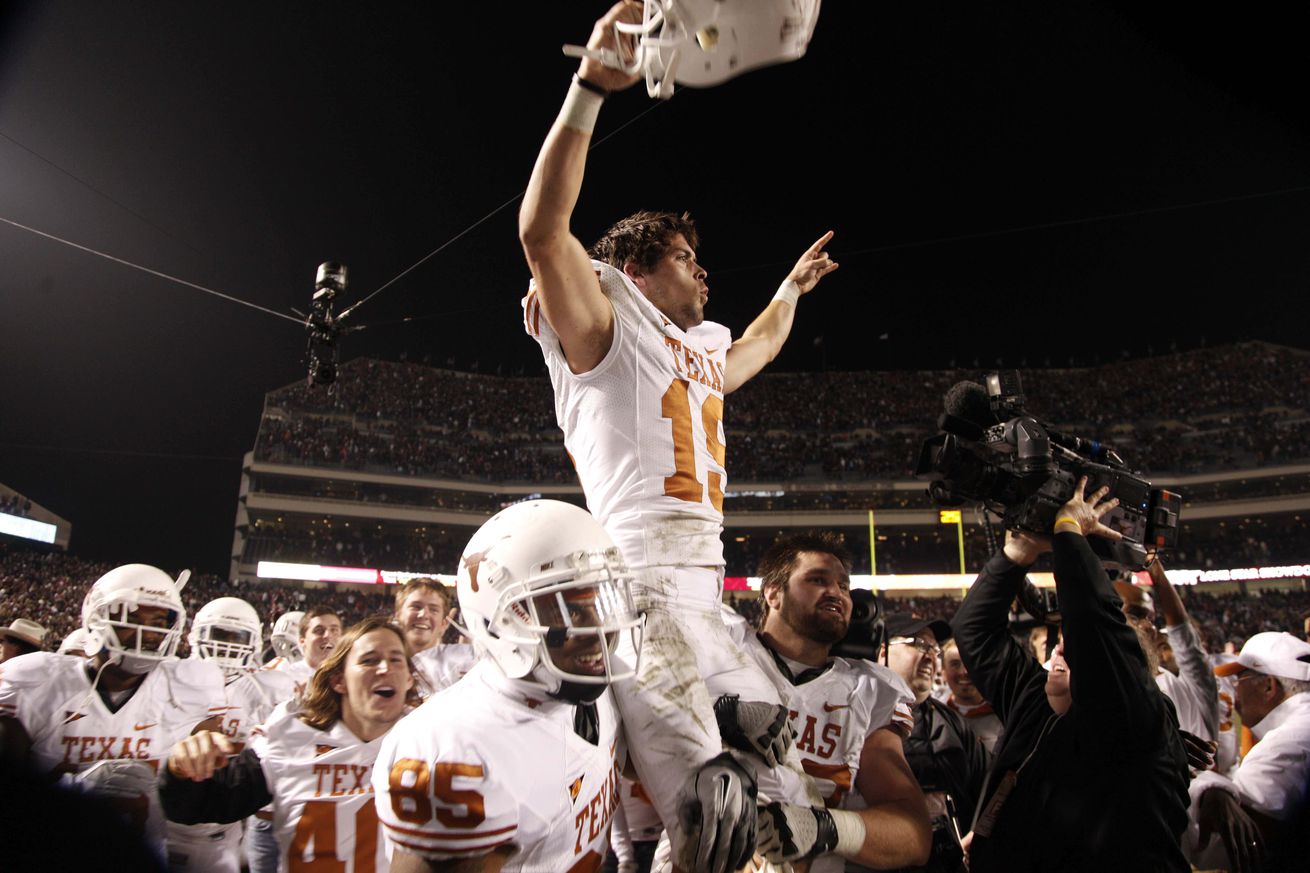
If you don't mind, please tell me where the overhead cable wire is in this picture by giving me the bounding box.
[0,215,303,325]
[708,181,1310,277]
[0,128,205,256]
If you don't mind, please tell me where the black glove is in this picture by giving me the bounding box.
[713,693,792,768]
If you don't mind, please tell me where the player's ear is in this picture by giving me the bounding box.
[622,261,645,286]
[330,673,345,695]
[763,583,782,612]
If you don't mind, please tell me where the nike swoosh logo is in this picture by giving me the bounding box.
[705,347,719,354]
[822,703,850,713]
[134,722,158,731]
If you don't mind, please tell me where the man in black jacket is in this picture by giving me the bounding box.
[951,478,1190,873]
[880,614,990,872]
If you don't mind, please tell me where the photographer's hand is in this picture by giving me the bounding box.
[1003,530,1051,566]
[1197,788,1264,873]
[1054,476,1122,540]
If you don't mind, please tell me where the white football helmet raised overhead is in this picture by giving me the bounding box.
[270,610,306,662]
[457,500,642,701]
[565,0,822,99]
[81,564,187,674]
[189,597,262,674]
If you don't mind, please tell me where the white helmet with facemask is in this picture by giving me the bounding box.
[81,564,187,674]
[189,596,262,675]
[565,0,823,99]
[456,500,642,702]
[270,610,306,662]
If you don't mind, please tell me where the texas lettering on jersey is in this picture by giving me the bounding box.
[573,756,623,856]
[662,336,725,393]
[60,734,155,767]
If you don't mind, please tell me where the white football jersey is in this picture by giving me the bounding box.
[218,667,300,746]
[734,636,914,873]
[265,656,314,697]
[0,652,224,852]
[373,661,623,872]
[251,706,391,873]
[412,643,477,695]
[524,261,732,569]
[167,666,300,872]
[0,652,225,776]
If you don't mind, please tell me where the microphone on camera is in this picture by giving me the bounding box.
[939,381,998,440]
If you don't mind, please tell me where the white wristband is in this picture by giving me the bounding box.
[772,279,801,308]
[559,81,603,133]
[829,808,867,858]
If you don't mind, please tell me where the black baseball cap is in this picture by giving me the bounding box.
[883,613,952,643]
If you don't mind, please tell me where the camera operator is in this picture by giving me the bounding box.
[951,477,1190,873]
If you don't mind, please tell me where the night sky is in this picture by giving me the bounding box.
[2,3,1307,574]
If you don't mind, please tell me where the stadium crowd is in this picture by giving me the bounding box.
[7,538,1308,666]
[253,343,1310,483]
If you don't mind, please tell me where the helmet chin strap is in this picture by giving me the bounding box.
[551,680,607,705]
[527,661,607,704]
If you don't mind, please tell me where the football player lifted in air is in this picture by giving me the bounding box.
[519,3,836,869]
[0,564,227,856]
[167,596,297,873]
[373,500,654,872]
[160,617,421,873]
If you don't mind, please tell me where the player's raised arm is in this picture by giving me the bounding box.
[519,1,642,374]
[723,230,838,393]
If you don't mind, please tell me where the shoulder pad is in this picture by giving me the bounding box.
[0,651,67,687]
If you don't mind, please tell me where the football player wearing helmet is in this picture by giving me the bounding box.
[267,609,306,664]
[519,6,837,868]
[160,617,420,873]
[250,609,307,873]
[169,597,297,873]
[58,627,95,658]
[0,564,226,858]
[373,500,657,872]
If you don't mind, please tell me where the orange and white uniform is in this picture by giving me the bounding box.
[524,260,730,571]
[524,263,819,857]
[250,705,390,872]
[0,651,224,850]
[373,660,623,872]
[167,666,298,872]
[411,643,477,695]
[736,635,915,873]
[264,655,314,698]
[0,652,224,776]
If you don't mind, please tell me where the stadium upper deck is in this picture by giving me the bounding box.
[235,342,1310,581]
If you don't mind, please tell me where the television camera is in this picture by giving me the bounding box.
[915,371,1182,571]
[304,261,363,386]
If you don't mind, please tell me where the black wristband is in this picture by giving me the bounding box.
[572,73,610,99]
[811,806,840,857]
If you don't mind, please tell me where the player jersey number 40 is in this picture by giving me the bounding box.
[289,800,379,873]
